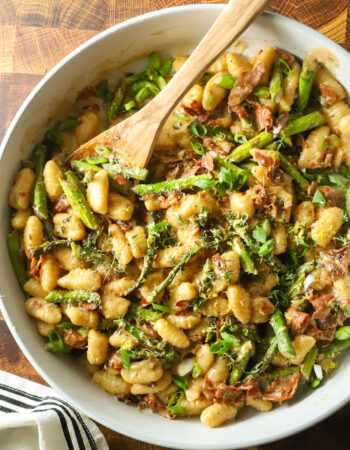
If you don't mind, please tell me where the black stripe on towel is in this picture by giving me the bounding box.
[0,393,33,409]
[0,382,98,450]
[36,400,86,450]
[33,405,75,450]
[0,404,16,413]
[0,383,42,401]
[47,396,97,450]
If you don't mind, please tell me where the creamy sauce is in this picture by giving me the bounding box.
[231,40,249,55]
[308,46,339,73]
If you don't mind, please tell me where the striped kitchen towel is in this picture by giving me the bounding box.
[0,370,109,450]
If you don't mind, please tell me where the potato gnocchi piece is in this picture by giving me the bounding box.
[40,254,60,292]
[195,344,215,374]
[75,107,100,146]
[166,312,201,329]
[43,160,64,201]
[53,213,86,241]
[121,359,163,384]
[139,271,165,302]
[25,298,61,324]
[109,329,138,348]
[36,320,55,336]
[207,356,229,385]
[101,290,130,320]
[23,216,44,255]
[87,329,109,365]
[11,208,31,230]
[109,223,133,265]
[227,285,251,324]
[86,169,109,214]
[226,52,252,77]
[293,201,315,227]
[311,207,344,247]
[130,371,172,395]
[200,403,237,428]
[178,399,211,416]
[8,168,35,210]
[107,193,134,221]
[93,369,131,395]
[57,268,101,291]
[154,318,190,348]
[54,247,87,270]
[229,191,255,218]
[251,297,275,323]
[63,305,99,328]
[288,335,316,365]
[166,191,218,229]
[168,281,198,313]
[198,296,228,317]
[125,226,147,259]
[202,71,228,111]
[185,376,204,402]
[24,278,48,298]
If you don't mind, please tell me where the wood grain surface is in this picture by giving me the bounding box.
[0,1,349,448]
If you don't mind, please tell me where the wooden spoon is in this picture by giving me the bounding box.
[71,0,272,167]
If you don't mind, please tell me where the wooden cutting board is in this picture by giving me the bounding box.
[0,1,349,448]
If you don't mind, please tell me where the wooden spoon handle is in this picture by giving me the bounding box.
[141,0,273,122]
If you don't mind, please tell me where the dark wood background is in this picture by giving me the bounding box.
[0,0,349,448]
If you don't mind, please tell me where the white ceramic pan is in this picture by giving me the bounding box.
[1,5,349,449]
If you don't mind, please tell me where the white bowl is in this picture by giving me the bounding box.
[1,4,350,449]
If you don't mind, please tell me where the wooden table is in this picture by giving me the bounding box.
[0,0,349,448]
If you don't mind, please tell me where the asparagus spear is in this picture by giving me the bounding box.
[232,236,257,275]
[71,160,130,194]
[287,261,315,299]
[116,318,180,368]
[252,86,270,99]
[244,337,278,381]
[229,340,253,384]
[296,55,318,112]
[260,366,299,385]
[133,174,213,195]
[301,346,318,380]
[270,308,296,357]
[125,340,180,368]
[59,178,99,230]
[32,239,71,257]
[346,190,350,216]
[278,153,309,189]
[228,112,326,164]
[228,131,274,163]
[282,111,326,136]
[209,151,248,185]
[102,163,148,181]
[193,258,216,310]
[32,239,114,268]
[147,247,202,304]
[108,86,125,121]
[321,338,350,358]
[66,170,86,193]
[70,242,114,267]
[270,61,283,103]
[8,230,28,291]
[33,145,48,220]
[45,290,100,308]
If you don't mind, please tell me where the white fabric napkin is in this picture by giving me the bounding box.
[0,370,109,450]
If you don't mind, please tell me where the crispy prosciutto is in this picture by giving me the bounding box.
[322,243,350,280]
[319,83,339,106]
[228,63,265,109]
[286,307,310,335]
[141,394,175,419]
[263,372,301,403]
